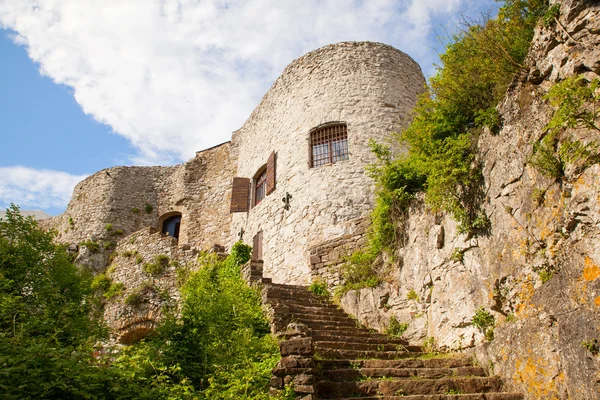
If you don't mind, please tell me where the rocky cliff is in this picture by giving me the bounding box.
[339,1,600,398]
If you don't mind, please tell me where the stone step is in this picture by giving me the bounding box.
[311,333,409,346]
[333,394,523,400]
[315,347,427,360]
[319,366,487,382]
[292,314,358,323]
[316,376,504,398]
[288,308,350,317]
[316,357,474,370]
[296,317,359,328]
[313,340,421,353]
[267,298,339,309]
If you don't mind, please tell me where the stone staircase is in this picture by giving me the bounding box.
[261,281,523,400]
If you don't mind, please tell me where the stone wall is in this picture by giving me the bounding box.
[231,41,425,285]
[337,2,600,398]
[102,227,201,343]
[41,142,234,252]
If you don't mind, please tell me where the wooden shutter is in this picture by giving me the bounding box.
[252,231,263,260]
[266,151,276,195]
[230,177,250,213]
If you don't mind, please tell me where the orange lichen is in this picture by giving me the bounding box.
[594,296,600,307]
[583,257,600,281]
[514,351,561,399]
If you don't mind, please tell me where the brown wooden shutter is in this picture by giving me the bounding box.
[230,177,250,213]
[266,151,276,195]
[252,231,263,260]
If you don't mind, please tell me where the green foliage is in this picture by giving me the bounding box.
[104,281,124,300]
[68,216,75,227]
[132,207,140,214]
[531,187,546,205]
[308,279,330,297]
[225,241,253,274]
[105,223,113,231]
[0,205,277,399]
[471,308,495,340]
[125,290,144,307]
[385,316,409,338]
[115,229,124,236]
[534,263,555,283]
[143,254,170,275]
[335,247,381,298]
[145,203,154,214]
[582,339,599,355]
[529,132,563,178]
[363,0,548,262]
[407,289,419,301]
[451,248,466,263]
[91,273,112,292]
[543,3,560,26]
[531,77,600,179]
[157,247,277,397]
[136,254,143,264]
[80,239,100,253]
[546,76,600,133]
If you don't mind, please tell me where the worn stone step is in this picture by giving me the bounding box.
[319,366,487,381]
[311,333,409,346]
[292,314,357,323]
[316,376,504,398]
[267,298,339,309]
[316,357,474,370]
[288,308,349,317]
[333,394,523,400]
[315,347,426,360]
[296,317,359,328]
[313,340,421,352]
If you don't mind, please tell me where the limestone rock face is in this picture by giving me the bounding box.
[338,2,600,398]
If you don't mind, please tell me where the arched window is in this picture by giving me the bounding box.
[160,212,182,240]
[254,166,267,206]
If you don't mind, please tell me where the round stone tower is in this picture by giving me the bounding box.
[230,41,425,285]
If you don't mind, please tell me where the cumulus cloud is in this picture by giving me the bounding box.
[0,166,87,210]
[0,0,496,166]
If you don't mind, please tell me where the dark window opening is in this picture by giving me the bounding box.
[254,167,267,206]
[162,215,181,239]
[310,123,349,168]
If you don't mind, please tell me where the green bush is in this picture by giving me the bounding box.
[308,279,330,297]
[80,239,100,253]
[145,203,154,214]
[471,308,495,340]
[125,290,144,307]
[104,281,124,299]
[386,316,409,338]
[407,289,419,301]
[105,223,113,231]
[143,254,170,275]
[91,273,111,292]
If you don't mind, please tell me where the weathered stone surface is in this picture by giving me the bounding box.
[333,2,600,398]
[279,338,313,357]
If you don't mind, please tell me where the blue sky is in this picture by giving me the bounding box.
[0,0,499,216]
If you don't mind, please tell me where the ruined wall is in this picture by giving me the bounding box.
[42,142,234,252]
[337,2,600,398]
[231,41,425,285]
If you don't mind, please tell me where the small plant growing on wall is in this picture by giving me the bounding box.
[308,279,329,297]
[124,290,144,307]
[143,254,170,275]
[582,339,599,355]
[103,282,124,300]
[105,223,113,231]
[407,289,419,302]
[91,274,111,292]
[80,240,100,253]
[145,204,154,214]
[131,207,140,214]
[471,308,495,341]
[385,316,408,338]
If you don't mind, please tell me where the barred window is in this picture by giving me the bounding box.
[310,123,349,168]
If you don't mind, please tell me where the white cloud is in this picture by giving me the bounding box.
[0,166,87,210]
[0,0,497,166]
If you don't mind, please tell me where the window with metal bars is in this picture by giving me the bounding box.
[310,123,349,168]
